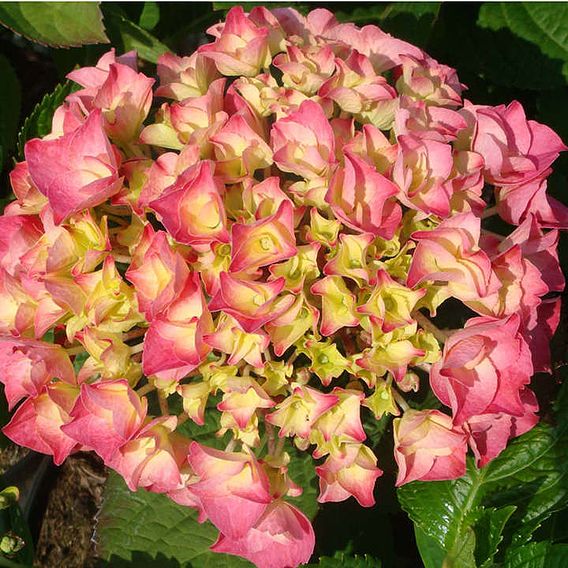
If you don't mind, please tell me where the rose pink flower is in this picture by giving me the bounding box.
[3,382,79,465]
[208,272,294,333]
[468,229,548,322]
[407,212,497,302]
[150,160,229,247]
[69,56,154,143]
[217,379,275,429]
[273,44,335,95]
[314,388,366,444]
[25,110,122,224]
[203,313,270,368]
[270,7,338,44]
[211,499,315,568]
[464,389,538,467]
[241,176,294,220]
[326,152,401,239]
[316,443,382,507]
[271,100,336,180]
[188,442,272,538]
[137,145,200,212]
[464,100,567,187]
[395,54,463,107]
[65,49,137,96]
[109,416,189,493]
[497,215,564,293]
[61,379,147,462]
[0,337,75,410]
[126,226,190,321]
[430,314,534,425]
[5,161,48,216]
[0,268,39,336]
[141,79,226,152]
[392,134,454,217]
[343,124,398,172]
[210,113,273,183]
[229,200,297,274]
[315,12,424,72]
[266,385,339,439]
[394,97,468,143]
[0,214,42,277]
[495,174,568,229]
[319,50,397,127]
[142,272,213,378]
[199,6,271,77]
[156,52,220,101]
[393,409,467,485]
[522,296,562,374]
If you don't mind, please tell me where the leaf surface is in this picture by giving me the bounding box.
[0,2,108,47]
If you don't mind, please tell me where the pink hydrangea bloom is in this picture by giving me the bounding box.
[430,314,534,425]
[394,409,467,485]
[25,110,122,224]
[211,500,315,568]
[2,6,567,566]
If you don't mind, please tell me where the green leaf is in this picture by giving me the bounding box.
[478,3,568,80]
[362,412,391,448]
[414,526,446,568]
[398,414,568,566]
[0,55,21,174]
[176,405,228,450]
[16,81,74,159]
[504,542,568,568]
[285,442,319,520]
[476,506,517,567]
[138,1,160,31]
[212,2,310,14]
[102,5,170,63]
[72,351,89,374]
[0,2,108,47]
[398,412,568,566]
[97,472,251,567]
[310,552,381,567]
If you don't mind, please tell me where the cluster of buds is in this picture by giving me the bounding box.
[1,6,566,567]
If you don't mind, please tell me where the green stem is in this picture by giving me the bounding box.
[414,311,449,344]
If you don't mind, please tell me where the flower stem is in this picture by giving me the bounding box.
[65,345,87,356]
[414,311,449,344]
[158,391,169,416]
[130,342,145,355]
[481,205,498,219]
[124,327,147,341]
[176,413,190,427]
[266,422,276,455]
[392,389,410,412]
[481,228,505,241]
[111,253,132,264]
[136,383,155,397]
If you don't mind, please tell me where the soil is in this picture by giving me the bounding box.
[34,453,107,568]
[0,445,107,568]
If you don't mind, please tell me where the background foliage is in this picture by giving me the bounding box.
[0,2,567,567]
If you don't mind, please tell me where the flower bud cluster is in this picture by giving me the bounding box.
[1,7,566,567]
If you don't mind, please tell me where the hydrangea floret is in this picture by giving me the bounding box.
[1,6,567,567]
